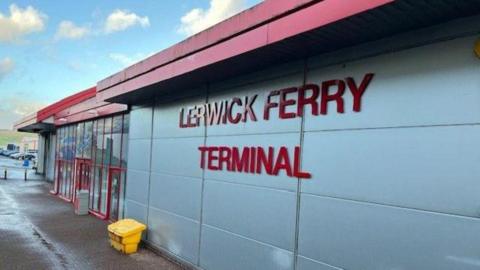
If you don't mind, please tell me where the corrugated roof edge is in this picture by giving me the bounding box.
[96,0,320,92]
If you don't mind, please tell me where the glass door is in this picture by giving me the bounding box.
[89,166,107,219]
[74,159,91,203]
[55,160,64,196]
[108,168,122,221]
[57,160,74,202]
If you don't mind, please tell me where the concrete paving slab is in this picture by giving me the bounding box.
[0,169,183,270]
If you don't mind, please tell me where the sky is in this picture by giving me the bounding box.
[0,0,262,129]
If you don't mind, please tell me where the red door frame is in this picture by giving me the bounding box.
[89,119,107,219]
[88,166,108,220]
[74,158,92,203]
[52,115,128,222]
[88,167,122,220]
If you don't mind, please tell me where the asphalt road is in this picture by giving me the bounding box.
[0,156,182,270]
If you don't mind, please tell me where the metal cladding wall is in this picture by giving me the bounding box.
[37,134,46,174]
[124,34,480,270]
[46,134,56,182]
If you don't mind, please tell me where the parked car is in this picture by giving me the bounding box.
[7,151,19,158]
[10,153,23,159]
[23,154,36,161]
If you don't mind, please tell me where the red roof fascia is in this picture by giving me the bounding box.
[97,0,321,92]
[53,94,128,126]
[13,113,37,130]
[37,87,96,122]
[97,0,394,101]
[54,96,105,119]
[54,103,128,126]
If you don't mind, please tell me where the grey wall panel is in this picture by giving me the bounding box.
[124,199,148,224]
[298,194,480,270]
[200,225,294,270]
[207,73,303,136]
[126,106,152,233]
[147,207,199,264]
[127,139,152,171]
[121,32,480,270]
[129,106,153,139]
[202,180,297,251]
[151,137,204,177]
[153,95,206,138]
[37,134,45,174]
[305,36,480,131]
[296,256,343,270]
[46,134,56,181]
[204,133,300,191]
[302,125,480,217]
[125,169,150,205]
[149,173,202,221]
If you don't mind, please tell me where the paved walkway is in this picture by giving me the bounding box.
[0,175,182,270]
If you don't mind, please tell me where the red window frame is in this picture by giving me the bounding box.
[52,114,129,221]
[74,158,92,203]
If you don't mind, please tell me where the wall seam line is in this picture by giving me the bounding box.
[145,104,155,241]
[303,193,480,221]
[293,57,308,270]
[196,84,209,267]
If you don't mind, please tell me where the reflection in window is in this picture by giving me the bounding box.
[76,123,84,158]
[101,167,109,214]
[84,121,93,159]
[95,119,104,165]
[53,113,130,218]
[111,115,123,167]
[103,117,112,166]
[121,114,129,168]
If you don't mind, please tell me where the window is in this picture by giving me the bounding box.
[103,117,112,166]
[84,121,93,159]
[111,115,123,167]
[53,113,130,220]
[95,119,104,165]
[121,115,129,168]
[76,123,84,158]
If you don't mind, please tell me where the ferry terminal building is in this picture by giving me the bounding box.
[14,1,480,269]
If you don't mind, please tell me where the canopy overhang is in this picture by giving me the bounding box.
[96,0,480,105]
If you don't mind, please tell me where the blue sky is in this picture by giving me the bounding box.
[0,0,261,129]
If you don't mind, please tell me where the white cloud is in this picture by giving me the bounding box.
[109,52,151,67]
[0,58,14,80]
[109,53,135,66]
[104,10,150,34]
[0,96,46,129]
[0,4,47,43]
[55,21,90,40]
[178,0,246,36]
